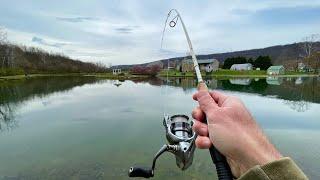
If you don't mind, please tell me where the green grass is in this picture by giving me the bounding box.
[1,69,317,81]
[0,68,25,76]
[212,69,267,75]
[159,69,267,77]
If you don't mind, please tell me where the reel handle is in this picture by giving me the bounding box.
[128,167,153,178]
[197,82,233,180]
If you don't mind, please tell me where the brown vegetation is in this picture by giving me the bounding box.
[130,64,161,76]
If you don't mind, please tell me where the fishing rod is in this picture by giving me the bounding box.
[128,9,233,180]
[164,9,233,180]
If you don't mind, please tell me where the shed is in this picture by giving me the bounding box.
[181,58,219,73]
[267,66,285,75]
[230,63,252,71]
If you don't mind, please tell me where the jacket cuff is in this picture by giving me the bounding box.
[238,157,308,180]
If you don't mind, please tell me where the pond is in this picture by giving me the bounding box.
[0,76,319,179]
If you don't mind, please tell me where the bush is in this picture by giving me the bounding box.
[130,65,161,76]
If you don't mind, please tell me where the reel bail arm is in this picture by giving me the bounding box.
[128,144,178,178]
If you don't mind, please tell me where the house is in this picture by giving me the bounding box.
[181,58,219,73]
[298,62,313,72]
[230,63,252,71]
[297,63,306,72]
[267,66,285,75]
[112,68,121,75]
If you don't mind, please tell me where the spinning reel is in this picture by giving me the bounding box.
[128,114,196,178]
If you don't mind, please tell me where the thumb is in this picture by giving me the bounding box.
[194,82,218,114]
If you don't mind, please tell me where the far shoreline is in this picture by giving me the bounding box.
[158,74,320,78]
[0,72,319,81]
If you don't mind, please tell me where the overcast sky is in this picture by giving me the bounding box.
[0,0,320,65]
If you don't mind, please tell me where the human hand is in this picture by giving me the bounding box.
[192,83,282,178]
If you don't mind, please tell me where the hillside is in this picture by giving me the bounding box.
[115,42,320,70]
[0,43,107,76]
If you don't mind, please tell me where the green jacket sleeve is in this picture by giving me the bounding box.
[238,157,308,180]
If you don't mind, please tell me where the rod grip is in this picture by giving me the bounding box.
[197,82,233,179]
[209,146,233,180]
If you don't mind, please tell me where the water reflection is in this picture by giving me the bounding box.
[0,77,319,132]
[283,100,310,112]
[229,78,252,85]
[0,77,100,131]
[266,76,283,85]
[150,77,319,112]
[156,77,319,104]
[0,101,17,131]
[0,76,319,179]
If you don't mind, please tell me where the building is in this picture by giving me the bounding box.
[297,63,306,72]
[230,63,253,71]
[267,66,285,75]
[181,58,219,73]
[298,62,313,72]
[112,69,121,75]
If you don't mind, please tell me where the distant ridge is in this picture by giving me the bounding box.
[114,42,320,69]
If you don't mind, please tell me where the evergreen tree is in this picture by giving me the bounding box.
[253,56,272,70]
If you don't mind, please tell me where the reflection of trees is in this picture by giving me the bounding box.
[0,102,18,131]
[281,77,315,112]
[0,76,99,131]
[220,78,268,93]
[283,100,310,112]
[129,77,319,106]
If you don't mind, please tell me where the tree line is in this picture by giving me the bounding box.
[0,28,109,76]
[222,56,273,70]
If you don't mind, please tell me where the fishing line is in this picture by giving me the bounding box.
[160,10,177,118]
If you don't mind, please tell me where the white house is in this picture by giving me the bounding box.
[112,69,121,75]
[230,63,253,71]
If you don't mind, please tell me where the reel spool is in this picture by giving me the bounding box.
[128,114,196,178]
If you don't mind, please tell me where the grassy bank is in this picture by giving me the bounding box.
[0,72,151,81]
[158,69,319,78]
[1,70,318,81]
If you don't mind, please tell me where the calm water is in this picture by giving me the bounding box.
[0,76,319,179]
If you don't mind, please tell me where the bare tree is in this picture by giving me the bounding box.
[300,34,320,58]
[0,28,7,68]
[0,27,7,45]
